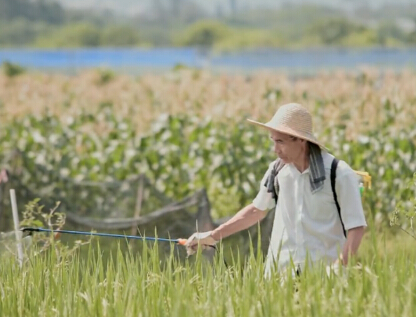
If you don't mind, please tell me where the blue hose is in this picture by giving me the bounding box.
[21,227,182,243]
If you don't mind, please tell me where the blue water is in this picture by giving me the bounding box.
[0,47,415,72]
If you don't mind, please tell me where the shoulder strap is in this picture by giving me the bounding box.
[265,159,285,205]
[330,158,347,238]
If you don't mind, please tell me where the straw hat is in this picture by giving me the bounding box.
[247,103,326,149]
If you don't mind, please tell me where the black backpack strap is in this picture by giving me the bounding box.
[331,158,347,238]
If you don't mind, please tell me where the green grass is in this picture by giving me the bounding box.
[0,69,415,316]
[0,229,415,316]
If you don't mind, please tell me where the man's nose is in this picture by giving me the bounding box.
[274,143,281,154]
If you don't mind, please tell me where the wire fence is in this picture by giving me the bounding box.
[0,166,275,264]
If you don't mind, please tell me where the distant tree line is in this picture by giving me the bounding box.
[0,0,141,47]
[0,0,64,24]
[178,18,416,51]
[0,0,415,49]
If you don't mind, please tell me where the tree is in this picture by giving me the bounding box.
[31,0,65,24]
[0,0,30,21]
[408,32,416,43]
[179,20,230,48]
[100,26,140,47]
[35,23,100,47]
[0,0,64,24]
[308,18,365,45]
[0,19,42,46]
[376,22,406,45]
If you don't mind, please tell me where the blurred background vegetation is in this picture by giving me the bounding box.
[0,66,415,233]
[1,0,416,50]
[1,0,415,260]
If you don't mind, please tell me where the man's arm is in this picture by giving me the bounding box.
[335,164,368,266]
[338,226,365,265]
[211,203,267,241]
[185,162,275,255]
[185,204,267,254]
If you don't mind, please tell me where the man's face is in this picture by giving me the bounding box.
[269,130,305,164]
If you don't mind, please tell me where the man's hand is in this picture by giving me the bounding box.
[184,231,218,256]
[184,204,266,256]
[326,261,346,277]
[327,226,365,277]
[339,226,365,265]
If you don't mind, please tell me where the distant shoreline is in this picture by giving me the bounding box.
[1,47,415,73]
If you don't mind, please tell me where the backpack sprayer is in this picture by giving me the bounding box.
[355,170,372,195]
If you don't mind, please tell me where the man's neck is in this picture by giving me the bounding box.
[293,146,310,173]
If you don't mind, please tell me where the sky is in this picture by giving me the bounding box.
[57,0,416,17]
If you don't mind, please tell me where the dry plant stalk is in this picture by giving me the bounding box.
[0,68,415,140]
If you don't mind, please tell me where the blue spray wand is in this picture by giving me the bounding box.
[21,227,187,245]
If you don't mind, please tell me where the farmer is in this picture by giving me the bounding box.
[185,103,367,276]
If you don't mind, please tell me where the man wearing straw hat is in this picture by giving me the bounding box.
[185,103,367,276]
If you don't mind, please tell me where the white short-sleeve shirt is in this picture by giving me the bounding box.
[253,152,367,274]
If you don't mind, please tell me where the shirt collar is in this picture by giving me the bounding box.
[264,143,326,198]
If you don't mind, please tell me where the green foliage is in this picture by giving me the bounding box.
[171,63,189,71]
[407,30,416,44]
[215,28,284,51]
[0,96,415,223]
[307,18,367,45]
[35,23,101,47]
[178,20,231,48]
[0,0,64,24]
[376,22,407,46]
[326,98,416,221]
[20,199,65,232]
[1,1,416,49]
[340,29,378,47]
[100,25,140,47]
[95,68,116,85]
[31,23,141,48]
[2,61,25,77]
[0,229,416,316]
[0,19,47,46]
[0,198,89,264]
[1,2,416,49]
[390,173,416,239]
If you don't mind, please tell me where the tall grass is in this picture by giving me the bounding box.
[0,229,415,317]
[0,68,415,315]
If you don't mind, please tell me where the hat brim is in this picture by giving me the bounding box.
[247,119,328,151]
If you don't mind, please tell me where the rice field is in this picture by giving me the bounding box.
[0,66,416,316]
[0,226,416,317]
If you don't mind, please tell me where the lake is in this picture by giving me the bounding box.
[0,47,415,73]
